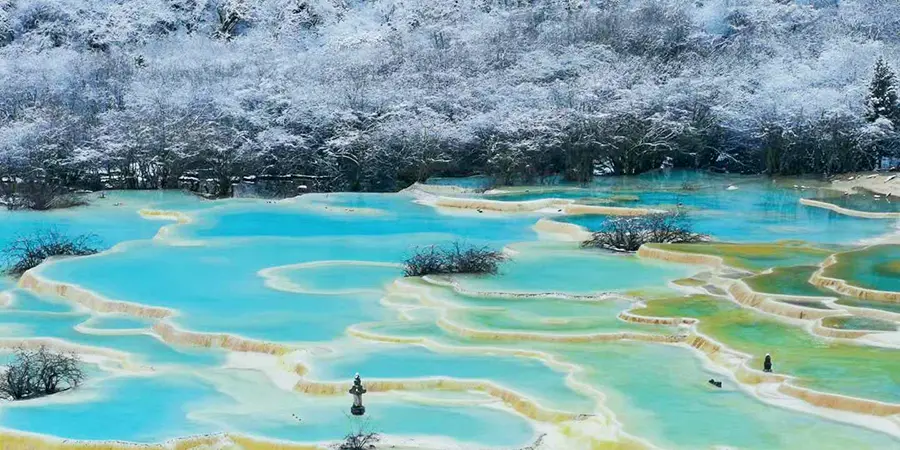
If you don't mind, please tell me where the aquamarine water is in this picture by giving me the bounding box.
[563,341,898,450]
[279,262,403,294]
[0,373,223,442]
[307,342,596,413]
[0,309,224,367]
[0,173,897,449]
[193,368,537,447]
[557,185,897,243]
[454,241,693,294]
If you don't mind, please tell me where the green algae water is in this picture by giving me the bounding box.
[635,295,900,402]
[824,245,900,292]
[743,265,828,297]
[0,172,898,449]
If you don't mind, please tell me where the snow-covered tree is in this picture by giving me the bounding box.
[0,0,898,191]
[866,57,900,125]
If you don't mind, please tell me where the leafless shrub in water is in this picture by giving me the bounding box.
[582,210,705,252]
[403,241,506,276]
[2,228,98,276]
[0,346,85,401]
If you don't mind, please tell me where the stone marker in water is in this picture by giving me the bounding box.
[350,373,367,416]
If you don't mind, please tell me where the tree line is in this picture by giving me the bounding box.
[1,1,899,199]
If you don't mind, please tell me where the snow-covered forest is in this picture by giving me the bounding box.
[1,0,899,195]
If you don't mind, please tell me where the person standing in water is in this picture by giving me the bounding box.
[763,353,773,373]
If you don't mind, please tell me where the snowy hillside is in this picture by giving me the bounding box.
[1,0,899,193]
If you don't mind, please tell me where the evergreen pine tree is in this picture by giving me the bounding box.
[867,57,900,124]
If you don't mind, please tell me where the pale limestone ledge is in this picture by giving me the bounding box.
[799,198,900,219]
[419,275,620,302]
[434,195,573,212]
[152,322,293,357]
[138,209,200,244]
[279,196,389,217]
[812,317,900,348]
[427,195,661,216]
[637,246,875,324]
[138,208,193,224]
[259,260,403,296]
[810,318,878,340]
[296,377,575,423]
[401,182,480,197]
[832,299,900,322]
[617,311,697,326]
[811,254,900,303]
[437,317,683,345]
[532,218,593,242]
[73,317,149,336]
[727,280,840,321]
[0,429,591,450]
[563,203,662,216]
[19,270,173,319]
[636,245,725,268]
[717,275,896,343]
[778,383,900,417]
[0,431,325,450]
[19,267,306,358]
[0,427,647,450]
[407,180,662,216]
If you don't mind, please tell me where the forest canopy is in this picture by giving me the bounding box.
[1,0,899,195]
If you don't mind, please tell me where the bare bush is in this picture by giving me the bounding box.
[581,210,705,252]
[2,228,99,276]
[339,430,379,450]
[337,419,380,450]
[0,346,85,401]
[403,242,506,277]
[0,182,87,211]
[403,245,445,277]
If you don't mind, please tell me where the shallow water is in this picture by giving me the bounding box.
[824,245,900,292]
[635,295,900,402]
[821,316,898,331]
[0,373,223,442]
[454,242,694,294]
[307,342,596,413]
[194,369,538,448]
[743,265,828,296]
[562,341,898,450]
[0,173,898,449]
[647,242,835,271]
[810,190,900,213]
[546,174,897,243]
